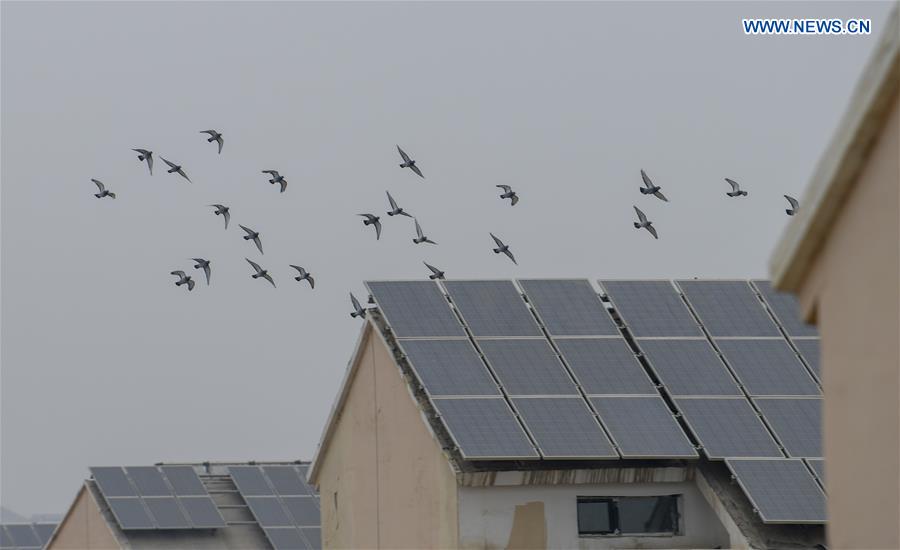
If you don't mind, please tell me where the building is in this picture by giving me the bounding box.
[309,279,826,549]
[47,462,320,549]
[770,5,900,549]
[1,522,57,549]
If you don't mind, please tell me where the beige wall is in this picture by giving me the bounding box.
[49,485,120,549]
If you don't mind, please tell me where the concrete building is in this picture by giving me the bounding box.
[770,5,900,549]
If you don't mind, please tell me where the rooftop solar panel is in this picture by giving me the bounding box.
[807,459,825,485]
[554,338,656,395]
[752,281,818,338]
[301,527,322,550]
[160,466,208,496]
[793,339,821,381]
[106,497,155,530]
[637,339,741,396]
[512,397,617,458]
[90,466,137,497]
[518,279,619,336]
[34,523,56,545]
[478,339,578,395]
[432,398,538,459]
[178,497,227,528]
[245,497,294,527]
[600,280,701,337]
[754,398,822,458]
[143,497,190,529]
[443,281,542,337]
[263,466,312,496]
[264,527,311,550]
[675,398,782,459]
[229,466,273,496]
[125,466,172,497]
[283,497,320,526]
[5,525,39,548]
[716,339,820,396]
[677,280,780,337]
[726,459,826,523]
[398,339,499,396]
[0,526,13,548]
[589,396,697,458]
[365,281,465,338]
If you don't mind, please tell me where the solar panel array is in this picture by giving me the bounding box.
[726,459,826,523]
[0,523,56,550]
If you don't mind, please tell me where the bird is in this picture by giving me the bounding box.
[191,258,211,285]
[200,130,223,154]
[262,170,287,193]
[132,149,153,175]
[633,206,658,239]
[209,204,230,229]
[239,224,264,254]
[639,170,668,202]
[496,185,519,206]
[424,261,445,280]
[784,195,799,216]
[724,178,748,197]
[91,179,116,199]
[160,157,191,182]
[289,265,315,288]
[386,191,412,217]
[170,270,195,291]
[350,293,366,318]
[413,219,436,245]
[490,233,517,265]
[245,258,276,288]
[358,214,382,240]
[397,145,424,178]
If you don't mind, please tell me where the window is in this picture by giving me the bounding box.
[577,495,680,536]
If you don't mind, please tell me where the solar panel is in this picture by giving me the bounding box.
[90,466,137,497]
[478,339,578,395]
[398,339,499,396]
[143,497,190,529]
[600,280,701,337]
[245,497,294,527]
[793,339,821,381]
[160,466,208,496]
[677,280,780,337]
[554,338,656,395]
[675,398,782,458]
[0,526,13,548]
[365,281,465,338]
[512,398,617,458]
[283,497,320,526]
[34,523,56,545]
[807,459,825,485]
[432,398,538,459]
[443,281,542,337]
[637,339,741,396]
[5,525,39,548]
[752,281,818,338]
[589,397,697,458]
[263,466,312,496]
[264,527,311,550]
[301,527,322,550]
[178,497,227,528]
[125,466,172,497]
[518,279,619,336]
[726,459,826,523]
[229,466,273,496]
[106,497,155,530]
[716,339,820,396]
[754,398,822,457]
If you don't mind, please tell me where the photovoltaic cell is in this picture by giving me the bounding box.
[554,338,656,395]
[398,339,499,396]
[263,466,311,496]
[125,466,172,497]
[726,459,826,523]
[589,396,697,458]
[675,398,782,458]
[365,281,465,338]
[229,466,273,496]
[600,280,701,337]
[34,524,56,545]
[443,281,542,337]
[752,281,818,338]
[5,525,39,548]
[512,398,617,458]
[518,279,618,336]
[106,498,155,530]
[90,466,136,497]
[432,398,538,459]
[478,339,578,396]
[160,466,208,496]
[301,527,322,550]
[1,526,14,548]
[637,339,741,396]
[245,497,293,527]
[143,497,190,529]
[264,527,311,550]
[793,339,821,381]
[178,497,226,528]
[716,339,820,396]
[283,497,320,526]
[807,459,825,484]
[677,280,780,337]
[754,398,822,458]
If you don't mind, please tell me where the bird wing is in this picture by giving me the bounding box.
[496,184,512,193]
[92,179,106,192]
[504,249,518,265]
[350,293,362,311]
[646,225,659,239]
[160,157,177,169]
[133,148,150,155]
[490,233,505,248]
[222,209,230,228]
[387,191,399,210]
[279,180,287,193]
[171,270,186,278]
[307,276,315,289]
[374,219,382,240]
[654,190,669,202]
[187,278,195,291]
[262,273,276,288]
[177,168,191,182]
[633,206,647,224]
[253,236,264,254]
[216,135,224,154]
[202,265,211,285]
[359,214,374,221]
[146,154,153,174]
[640,169,653,189]
[414,219,424,239]
[262,170,279,177]
[785,195,799,209]
[245,258,263,273]
[397,145,411,164]
[410,164,424,178]
[200,130,216,136]
[510,194,519,206]
[424,262,439,275]
[725,178,740,192]
[289,264,303,274]
[239,224,255,236]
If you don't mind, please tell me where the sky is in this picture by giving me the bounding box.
[1,0,893,517]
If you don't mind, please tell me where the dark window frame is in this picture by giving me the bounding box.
[577,495,681,537]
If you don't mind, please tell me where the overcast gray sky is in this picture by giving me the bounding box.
[1,0,892,516]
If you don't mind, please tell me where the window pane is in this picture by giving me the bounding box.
[577,499,613,534]
[617,496,678,534]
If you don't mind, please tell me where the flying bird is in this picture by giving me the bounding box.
[496,185,519,206]
[350,293,366,318]
[724,178,748,197]
[413,219,436,245]
[245,258,276,288]
[132,149,153,175]
[490,233,517,265]
[191,258,211,285]
[160,157,191,182]
[262,170,287,193]
[386,191,412,217]
[639,170,668,202]
[290,265,315,288]
[784,195,799,216]
[91,179,116,199]
[424,262,445,280]
[239,224,264,254]
[358,214,382,240]
[200,130,224,154]
[209,204,230,229]
[633,206,658,239]
[397,146,424,178]
[170,270,195,291]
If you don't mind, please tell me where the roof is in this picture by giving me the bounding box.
[0,522,57,549]
[771,3,900,290]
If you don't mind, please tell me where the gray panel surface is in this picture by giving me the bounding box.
[518,279,619,336]
[301,527,322,550]
[264,527,311,550]
[106,498,155,530]
[229,466,273,496]
[160,466,207,496]
[90,466,136,497]
[245,497,293,527]
[555,338,656,395]
[366,281,465,338]
[178,497,226,528]
[793,339,821,381]
[754,398,822,458]
[443,280,542,337]
[5,525,39,548]
[675,398,782,458]
[677,280,780,337]
[432,398,538,459]
[478,339,578,395]
[589,396,697,458]
[600,280,701,337]
[512,398,617,458]
[283,497,320,526]
[752,281,818,337]
[399,339,499,396]
[638,339,741,396]
[263,466,311,496]
[717,339,820,396]
[726,459,826,523]
[143,497,190,529]
[125,466,172,497]
[34,524,56,545]
[1,526,14,548]
[807,459,825,484]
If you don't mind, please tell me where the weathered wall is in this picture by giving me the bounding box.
[48,485,120,549]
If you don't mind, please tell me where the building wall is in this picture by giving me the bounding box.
[48,486,120,549]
